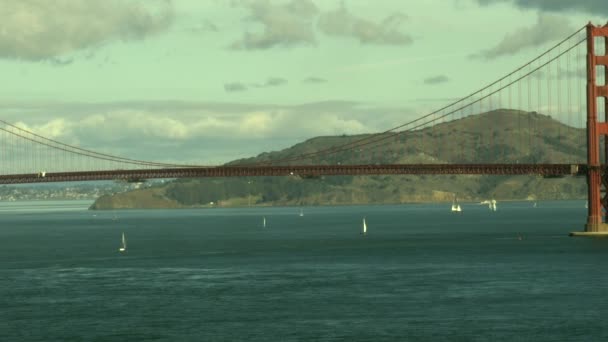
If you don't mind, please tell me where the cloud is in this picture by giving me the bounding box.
[266,77,288,86]
[302,77,327,84]
[317,4,412,46]
[230,0,318,49]
[470,13,575,59]
[13,118,70,140]
[251,77,288,88]
[238,111,274,136]
[423,75,449,85]
[0,0,174,61]
[0,100,414,164]
[229,1,414,49]
[224,82,249,92]
[476,0,608,16]
[225,77,288,92]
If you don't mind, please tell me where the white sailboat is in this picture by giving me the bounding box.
[299,209,304,217]
[119,232,127,253]
[361,217,367,235]
[451,194,462,213]
[263,216,266,228]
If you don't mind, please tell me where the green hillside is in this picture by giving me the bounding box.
[90,109,588,209]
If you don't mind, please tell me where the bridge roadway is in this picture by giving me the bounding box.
[0,164,587,184]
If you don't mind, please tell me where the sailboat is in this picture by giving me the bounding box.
[119,232,127,253]
[451,194,462,213]
[299,209,304,217]
[361,217,367,236]
[263,216,266,228]
[491,199,497,212]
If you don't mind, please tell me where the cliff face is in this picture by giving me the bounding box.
[90,110,588,209]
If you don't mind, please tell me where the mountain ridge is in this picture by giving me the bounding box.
[90,109,588,209]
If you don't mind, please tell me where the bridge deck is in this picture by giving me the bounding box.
[0,164,586,184]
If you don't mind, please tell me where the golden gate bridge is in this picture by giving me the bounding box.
[1,23,607,235]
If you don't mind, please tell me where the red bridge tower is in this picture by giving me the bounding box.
[573,23,608,236]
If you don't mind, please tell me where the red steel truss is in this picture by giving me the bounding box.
[585,22,608,232]
[0,163,584,185]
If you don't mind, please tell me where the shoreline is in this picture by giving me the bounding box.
[87,198,587,210]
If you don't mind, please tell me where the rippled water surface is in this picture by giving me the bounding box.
[2,200,608,341]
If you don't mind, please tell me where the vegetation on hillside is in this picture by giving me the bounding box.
[90,109,588,209]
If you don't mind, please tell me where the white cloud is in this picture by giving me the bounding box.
[317,4,412,46]
[238,111,274,136]
[314,115,366,135]
[230,0,318,49]
[74,110,236,141]
[471,13,575,59]
[0,100,414,164]
[0,0,174,61]
[13,118,70,139]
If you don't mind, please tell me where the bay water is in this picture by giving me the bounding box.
[2,200,608,341]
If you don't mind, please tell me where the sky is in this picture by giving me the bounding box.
[0,0,606,165]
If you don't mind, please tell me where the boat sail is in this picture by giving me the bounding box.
[491,199,497,211]
[361,217,367,235]
[451,194,462,212]
[299,209,304,217]
[119,232,127,253]
[263,216,266,228]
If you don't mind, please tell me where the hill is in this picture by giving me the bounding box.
[90,109,588,209]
